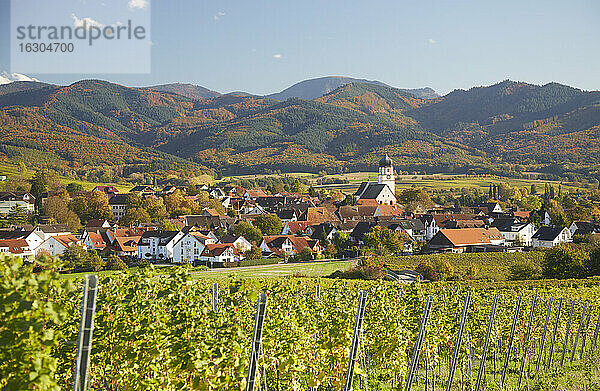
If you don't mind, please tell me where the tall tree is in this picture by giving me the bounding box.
[252,214,283,236]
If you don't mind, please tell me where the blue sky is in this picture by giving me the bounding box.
[1,0,599,95]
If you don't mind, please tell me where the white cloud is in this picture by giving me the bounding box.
[72,14,104,29]
[0,72,40,85]
[214,11,226,21]
[427,38,436,44]
[273,54,282,59]
[128,0,149,10]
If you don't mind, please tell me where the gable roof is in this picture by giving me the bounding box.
[52,234,81,247]
[432,228,494,247]
[113,236,141,252]
[202,243,237,257]
[359,184,390,200]
[571,221,596,235]
[0,239,30,254]
[87,231,107,248]
[0,229,32,240]
[108,194,128,205]
[532,226,568,241]
[338,205,379,220]
[35,224,71,233]
[0,191,35,203]
[284,221,316,235]
[306,207,339,224]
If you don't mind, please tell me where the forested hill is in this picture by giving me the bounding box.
[0,78,599,178]
[266,76,439,100]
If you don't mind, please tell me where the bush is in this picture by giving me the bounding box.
[415,261,439,281]
[587,245,600,277]
[542,244,589,279]
[106,254,128,271]
[327,265,383,280]
[510,260,542,280]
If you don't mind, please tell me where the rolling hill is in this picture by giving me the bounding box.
[0,78,599,179]
[144,83,222,100]
[266,76,439,100]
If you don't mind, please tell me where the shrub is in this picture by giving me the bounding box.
[415,261,439,281]
[106,254,128,271]
[327,265,383,280]
[542,244,589,279]
[510,260,542,280]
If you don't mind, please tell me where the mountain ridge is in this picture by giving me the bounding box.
[0,78,598,178]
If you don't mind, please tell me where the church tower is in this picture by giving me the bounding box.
[378,154,395,194]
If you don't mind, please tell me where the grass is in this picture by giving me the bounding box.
[191,260,354,279]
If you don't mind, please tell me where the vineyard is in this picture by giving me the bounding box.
[384,252,545,281]
[2,256,600,390]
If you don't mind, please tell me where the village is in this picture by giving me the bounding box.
[0,155,598,269]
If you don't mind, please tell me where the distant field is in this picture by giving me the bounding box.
[192,260,354,279]
[219,172,317,182]
[313,172,585,193]
[0,161,132,193]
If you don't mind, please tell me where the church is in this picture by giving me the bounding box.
[354,154,397,205]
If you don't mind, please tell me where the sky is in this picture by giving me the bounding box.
[0,0,599,95]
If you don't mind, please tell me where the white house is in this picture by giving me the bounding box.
[38,234,84,256]
[259,236,295,257]
[219,235,252,253]
[0,239,34,258]
[108,194,128,220]
[532,227,572,248]
[172,232,216,264]
[497,221,536,246]
[137,231,184,262]
[569,221,597,236]
[0,229,44,253]
[0,192,35,214]
[199,244,240,265]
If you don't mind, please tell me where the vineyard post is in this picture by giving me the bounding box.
[517,296,537,388]
[500,295,522,390]
[73,274,99,391]
[560,300,575,368]
[404,295,434,391]
[534,297,552,378]
[546,298,562,368]
[212,283,219,312]
[475,293,499,391]
[344,290,368,391]
[580,308,591,358]
[245,293,268,391]
[591,305,600,355]
[570,301,588,364]
[446,291,472,391]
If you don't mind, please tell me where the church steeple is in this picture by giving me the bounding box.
[378,154,395,194]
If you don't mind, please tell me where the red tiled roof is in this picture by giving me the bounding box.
[0,239,30,254]
[284,221,317,234]
[52,234,81,247]
[202,243,237,257]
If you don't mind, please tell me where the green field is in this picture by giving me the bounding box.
[0,161,133,193]
[192,260,354,279]
[313,172,586,193]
